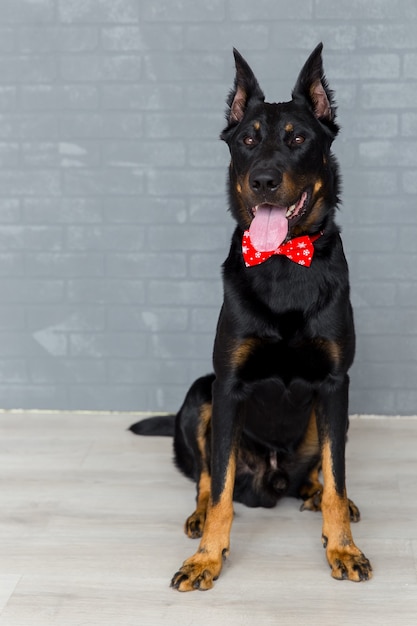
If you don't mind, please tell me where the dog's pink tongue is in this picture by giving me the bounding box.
[249,205,288,252]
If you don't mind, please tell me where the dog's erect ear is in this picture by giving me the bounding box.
[292,43,335,123]
[226,49,265,125]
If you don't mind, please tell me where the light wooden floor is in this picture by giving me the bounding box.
[0,412,417,625]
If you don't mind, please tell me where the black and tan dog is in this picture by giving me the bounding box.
[131,44,372,590]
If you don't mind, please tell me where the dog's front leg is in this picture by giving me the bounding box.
[316,376,372,582]
[171,383,238,591]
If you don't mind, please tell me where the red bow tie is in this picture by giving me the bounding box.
[242,231,323,268]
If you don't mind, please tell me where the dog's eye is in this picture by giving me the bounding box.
[292,135,305,145]
[243,136,257,146]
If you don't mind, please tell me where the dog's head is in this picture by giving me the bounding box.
[221,44,340,247]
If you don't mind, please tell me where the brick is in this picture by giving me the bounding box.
[149,332,213,360]
[69,332,146,358]
[0,56,57,82]
[102,24,184,51]
[404,54,417,80]
[63,169,144,196]
[20,85,99,111]
[397,282,417,307]
[109,359,188,385]
[229,0,313,20]
[0,306,25,330]
[0,143,19,167]
[351,282,396,308]
[143,0,225,22]
[148,224,229,252]
[190,308,219,333]
[355,308,417,334]
[0,279,64,304]
[100,26,146,51]
[148,279,222,306]
[361,83,417,110]
[358,141,417,167]
[349,388,397,416]
[0,29,15,52]
[354,362,417,390]
[1,0,54,23]
[396,391,417,415]
[403,171,417,194]
[0,86,17,111]
[344,170,398,197]
[147,169,224,197]
[270,24,357,51]
[189,198,232,224]
[0,359,27,383]
[27,253,104,277]
[67,279,145,304]
[344,197,412,226]
[23,198,103,224]
[402,113,417,136]
[102,197,187,225]
[0,385,69,410]
[26,306,106,332]
[107,253,187,278]
[355,253,414,281]
[186,24,269,51]
[349,114,399,139]
[315,0,417,19]
[0,198,20,223]
[101,84,183,111]
[18,26,99,52]
[107,307,188,332]
[189,252,225,278]
[29,359,106,384]
[59,113,143,139]
[0,226,63,251]
[329,53,400,81]
[0,171,61,196]
[66,225,144,251]
[358,24,417,49]
[143,53,224,82]
[66,385,138,412]
[60,55,141,82]
[58,0,139,23]
[145,113,218,139]
[102,140,186,168]
[21,141,100,168]
[187,141,227,168]
[0,253,24,276]
[147,384,190,413]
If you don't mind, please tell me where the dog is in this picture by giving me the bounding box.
[131,43,372,591]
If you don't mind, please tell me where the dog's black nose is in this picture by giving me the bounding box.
[249,169,282,194]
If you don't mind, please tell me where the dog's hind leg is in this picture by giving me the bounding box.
[184,403,212,539]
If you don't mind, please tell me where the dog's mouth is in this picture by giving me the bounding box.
[248,190,309,252]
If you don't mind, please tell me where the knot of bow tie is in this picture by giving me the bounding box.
[242,230,323,268]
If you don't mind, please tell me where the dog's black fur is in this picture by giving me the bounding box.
[131,44,372,590]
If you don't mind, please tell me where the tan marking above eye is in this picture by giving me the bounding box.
[285,123,294,132]
[253,121,261,131]
[314,179,323,194]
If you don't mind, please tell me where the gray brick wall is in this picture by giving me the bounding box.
[0,0,415,414]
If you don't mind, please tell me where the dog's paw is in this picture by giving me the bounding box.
[184,511,205,539]
[326,546,372,582]
[170,551,225,592]
[300,488,322,513]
